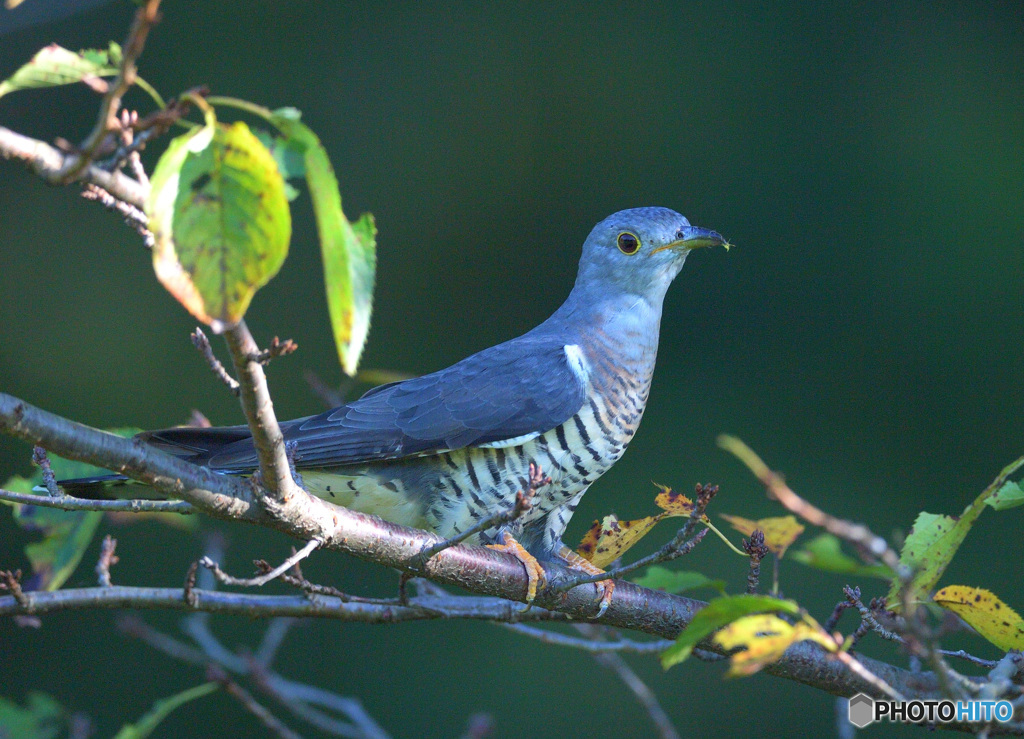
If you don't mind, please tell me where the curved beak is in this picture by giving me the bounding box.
[652,226,730,255]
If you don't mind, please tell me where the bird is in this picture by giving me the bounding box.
[62,207,728,611]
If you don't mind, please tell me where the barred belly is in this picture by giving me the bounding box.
[301,382,642,556]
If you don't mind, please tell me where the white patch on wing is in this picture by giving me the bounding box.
[477,431,542,449]
[563,344,591,385]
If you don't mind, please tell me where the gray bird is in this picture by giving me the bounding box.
[65,207,727,606]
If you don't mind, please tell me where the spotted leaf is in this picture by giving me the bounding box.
[661,594,800,669]
[714,613,836,677]
[577,513,664,569]
[720,514,804,557]
[933,586,1024,652]
[148,106,291,331]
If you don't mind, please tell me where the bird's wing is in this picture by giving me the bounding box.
[198,335,589,471]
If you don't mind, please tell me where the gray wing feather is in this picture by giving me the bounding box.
[199,335,587,471]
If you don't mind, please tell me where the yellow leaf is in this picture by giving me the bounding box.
[654,484,696,516]
[576,513,665,569]
[720,514,805,557]
[714,614,835,677]
[933,586,1024,652]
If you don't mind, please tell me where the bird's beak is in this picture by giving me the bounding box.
[652,226,730,255]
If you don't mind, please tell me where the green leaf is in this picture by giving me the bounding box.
[2,428,140,591]
[661,594,799,669]
[148,106,291,331]
[985,480,1024,511]
[887,454,1024,609]
[886,511,971,609]
[0,692,66,739]
[253,129,305,201]
[791,533,893,580]
[633,566,726,595]
[113,682,219,739]
[269,107,376,376]
[0,43,120,100]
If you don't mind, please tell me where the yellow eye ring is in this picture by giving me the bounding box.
[617,231,640,255]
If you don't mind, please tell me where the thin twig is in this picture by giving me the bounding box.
[742,529,769,594]
[200,539,321,588]
[250,337,298,366]
[96,535,119,587]
[32,446,60,497]
[122,615,383,739]
[500,622,673,654]
[255,618,297,667]
[81,183,153,248]
[222,320,299,502]
[207,665,305,739]
[835,650,905,702]
[0,570,29,609]
[718,436,902,571]
[191,328,240,396]
[575,624,680,739]
[0,487,194,513]
[0,391,1009,712]
[58,0,164,183]
[303,369,346,409]
[551,483,718,594]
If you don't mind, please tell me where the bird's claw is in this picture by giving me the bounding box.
[488,532,546,605]
[557,545,615,619]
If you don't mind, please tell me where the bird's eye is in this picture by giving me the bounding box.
[617,231,640,255]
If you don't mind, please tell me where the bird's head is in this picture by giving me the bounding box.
[573,207,728,304]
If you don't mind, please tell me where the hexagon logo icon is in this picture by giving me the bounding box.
[848,693,875,728]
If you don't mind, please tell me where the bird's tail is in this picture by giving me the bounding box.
[48,424,254,498]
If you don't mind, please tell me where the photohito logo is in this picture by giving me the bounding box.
[848,693,1015,728]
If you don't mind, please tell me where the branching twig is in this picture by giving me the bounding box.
[0,390,1013,717]
[251,337,299,366]
[80,184,153,248]
[200,538,321,588]
[32,445,60,497]
[0,570,29,609]
[207,665,305,739]
[57,0,164,183]
[550,483,718,593]
[191,328,240,396]
[0,126,147,206]
[575,624,681,739]
[742,529,769,594]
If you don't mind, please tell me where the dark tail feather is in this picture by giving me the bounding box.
[53,424,253,498]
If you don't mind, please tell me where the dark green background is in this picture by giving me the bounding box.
[1,2,1022,737]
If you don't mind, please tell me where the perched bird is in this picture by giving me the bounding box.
[64,207,727,609]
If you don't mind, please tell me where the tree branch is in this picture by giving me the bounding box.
[0,390,1016,729]
[222,321,299,503]
[0,126,147,207]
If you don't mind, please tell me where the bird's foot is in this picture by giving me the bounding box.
[487,532,546,604]
[556,545,615,618]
